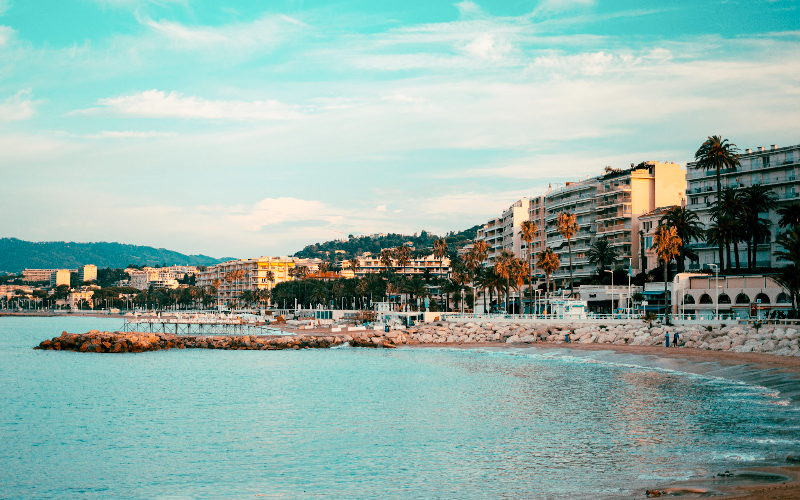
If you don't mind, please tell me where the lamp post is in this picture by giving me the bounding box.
[708,264,719,320]
[604,269,614,317]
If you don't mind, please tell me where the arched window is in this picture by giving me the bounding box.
[755,293,770,304]
[736,293,750,304]
[777,292,791,304]
[683,294,695,304]
[699,293,713,304]
[718,293,731,304]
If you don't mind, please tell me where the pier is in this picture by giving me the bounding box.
[121,315,288,336]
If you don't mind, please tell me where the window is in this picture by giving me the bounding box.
[699,294,713,304]
[718,293,731,304]
[683,294,695,304]
[777,292,791,303]
[736,293,750,304]
[755,293,770,304]
[763,156,770,168]
[644,236,653,249]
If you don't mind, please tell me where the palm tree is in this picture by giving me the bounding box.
[660,205,704,272]
[778,203,800,229]
[380,249,394,275]
[393,246,412,273]
[694,136,741,268]
[519,220,538,312]
[493,250,514,313]
[433,238,449,260]
[348,257,360,277]
[509,258,530,314]
[773,265,800,315]
[587,238,618,275]
[652,225,682,321]
[706,215,736,272]
[714,188,743,269]
[776,225,800,266]
[557,212,579,296]
[741,184,777,269]
[536,248,560,297]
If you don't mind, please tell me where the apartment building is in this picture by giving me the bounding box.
[22,269,76,283]
[196,257,316,307]
[50,270,72,288]
[341,253,451,278]
[543,162,685,284]
[476,198,534,265]
[685,143,800,269]
[525,195,547,264]
[78,265,97,283]
[637,206,674,273]
[544,177,600,283]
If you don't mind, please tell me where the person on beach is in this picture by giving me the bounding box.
[673,331,679,347]
[665,333,670,347]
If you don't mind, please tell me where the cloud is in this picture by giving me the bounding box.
[80,90,303,120]
[79,130,175,139]
[0,89,37,122]
[534,0,596,16]
[0,25,14,45]
[221,197,340,231]
[376,204,387,211]
[0,1,9,16]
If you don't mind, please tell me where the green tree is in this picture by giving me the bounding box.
[741,184,777,269]
[557,212,579,296]
[587,238,618,275]
[536,248,560,297]
[652,225,681,320]
[694,136,741,268]
[660,205,704,272]
[778,203,800,230]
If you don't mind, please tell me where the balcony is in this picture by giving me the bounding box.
[597,223,631,234]
[596,196,631,209]
[596,209,632,222]
[596,184,631,196]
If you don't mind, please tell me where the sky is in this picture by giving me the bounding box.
[1,0,799,258]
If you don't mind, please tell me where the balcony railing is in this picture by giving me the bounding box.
[596,184,631,196]
[596,209,632,222]
[596,196,632,208]
[597,223,631,234]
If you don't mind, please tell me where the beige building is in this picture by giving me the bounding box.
[637,206,674,273]
[673,273,790,319]
[50,270,72,288]
[476,198,536,265]
[78,264,97,283]
[341,253,450,278]
[23,269,76,283]
[129,268,180,290]
[196,257,314,307]
[68,290,94,310]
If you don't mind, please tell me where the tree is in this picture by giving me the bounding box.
[652,225,681,321]
[778,203,800,230]
[509,258,530,314]
[694,136,741,269]
[393,246,412,273]
[348,257,360,277]
[536,248,560,297]
[379,249,394,275]
[557,212,579,296]
[433,239,449,260]
[660,206,704,272]
[773,265,800,315]
[493,250,515,313]
[741,184,777,269]
[519,220,538,312]
[776,225,800,266]
[587,238,618,275]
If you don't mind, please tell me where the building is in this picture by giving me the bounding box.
[476,198,535,265]
[78,265,97,283]
[544,161,685,285]
[544,177,600,283]
[196,257,309,307]
[685,143,800,269]
[128,268,180,290]
[577,284,642,314]
[341,253,451,279]
[23,269,76,283]
[67,290,94,310]
[672,273,790,319]
[50,270,72,288]
[525,195,547,265]
[637,206,675,273]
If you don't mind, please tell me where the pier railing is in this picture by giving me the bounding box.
[122,317,291,336]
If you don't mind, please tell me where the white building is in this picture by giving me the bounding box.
[685,143,800,270]
[78,264,97,283]
[672,273,791,319]
[50,270,72,288]
[341,253,450,278]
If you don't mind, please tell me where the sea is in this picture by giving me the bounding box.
[2,316,799,499]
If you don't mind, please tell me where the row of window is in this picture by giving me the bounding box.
[682,292,786,305]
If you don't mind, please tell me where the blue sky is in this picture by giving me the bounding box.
[1,0,799,258]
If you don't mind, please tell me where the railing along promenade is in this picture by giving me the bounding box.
[443,313,800,326]
[122,315,290,336]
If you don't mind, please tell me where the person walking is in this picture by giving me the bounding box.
[665,332,670,347]
[673,331,679,347]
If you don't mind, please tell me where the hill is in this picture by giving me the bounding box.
[0,238,230,274]
[293,225,481,262]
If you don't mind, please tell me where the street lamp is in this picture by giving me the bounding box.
[708,263,719,320]
[604,269,614,317]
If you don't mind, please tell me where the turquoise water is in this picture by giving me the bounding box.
[2,317,799,499]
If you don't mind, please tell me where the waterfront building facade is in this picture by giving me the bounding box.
[685,143,800,270]
[637,206,674,274]
[672,273,790,319]
[476,198,534,265]
[196,257,316,307]
[23,269,76,283]
[341,253,451,279]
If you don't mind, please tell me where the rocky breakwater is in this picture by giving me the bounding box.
[407,322,800,357]
[35,329,415,353]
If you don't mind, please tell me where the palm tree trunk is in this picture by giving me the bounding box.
[663,259,669,320]
[506,278,510,314]
[746,238,753,268]
[726,242,732,272]
[568,239,574,297]
[716,169,725,271]
[733,240,741,269]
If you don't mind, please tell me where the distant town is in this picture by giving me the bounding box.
[2,139,798,321]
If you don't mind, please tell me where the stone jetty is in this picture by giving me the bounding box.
[34,322,800,357]
[35,330,415,353]
[406,322,800,356]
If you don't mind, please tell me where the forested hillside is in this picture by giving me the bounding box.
[293,225,481,262]
[0,238,229,273]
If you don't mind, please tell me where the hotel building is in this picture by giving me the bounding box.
[341,253,451,279]
[685,143,800,269]
[23,269,76,283]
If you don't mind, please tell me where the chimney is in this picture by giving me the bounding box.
[771,144,778,150]
[745,149,752,153]
[758,146,765,152]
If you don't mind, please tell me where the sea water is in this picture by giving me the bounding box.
[1,317,799,499]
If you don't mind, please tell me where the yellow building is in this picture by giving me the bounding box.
[196,257,318,307]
